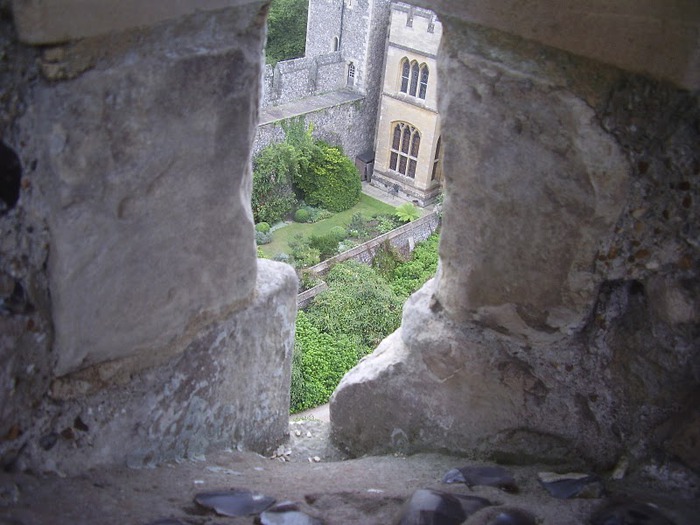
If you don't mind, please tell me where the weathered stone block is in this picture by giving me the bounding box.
[25,259,297,474]
[18,7,265,376]
[435,20,629,339]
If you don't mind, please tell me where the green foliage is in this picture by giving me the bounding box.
[255,222,271,233]
[252,142,299,224]
[255,231,272,245]
[395,202,421,223]
[265,0,308,66]
[329,226,347,242]
[309,233,339,260]
[347,212,367,238]
[296,143,361,212]
[375,214,401,234]
[391,233,440,298]
[305,261,403,350]
[294,208,311,223]
[290,311,358,412]
[289,234,320,268]
[289,235,440,413]
[372,243,403,281]
[298,270,322,292]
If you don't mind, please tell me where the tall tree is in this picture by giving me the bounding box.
[266,0,309,65]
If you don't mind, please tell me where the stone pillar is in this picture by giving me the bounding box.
[1,0,298,474]
[331,3,699,476]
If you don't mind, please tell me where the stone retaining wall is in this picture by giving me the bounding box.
[296,211,440,307]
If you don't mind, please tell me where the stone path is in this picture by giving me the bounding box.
[1,418,698,524]
[259,90,364,126]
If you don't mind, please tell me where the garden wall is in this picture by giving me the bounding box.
[296,211,440,307]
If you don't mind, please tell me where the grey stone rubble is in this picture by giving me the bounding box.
[1,417,699,524]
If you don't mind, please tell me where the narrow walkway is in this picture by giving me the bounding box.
[259,89,364,125]
[362,181,436,214]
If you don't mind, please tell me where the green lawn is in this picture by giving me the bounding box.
[260,194,396,258]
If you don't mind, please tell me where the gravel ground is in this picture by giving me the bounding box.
[0,418,697,525]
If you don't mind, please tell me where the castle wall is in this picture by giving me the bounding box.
[332,0,700,487]
[1,0,297,474]
[255,96,373,162]
[255,0,393,160]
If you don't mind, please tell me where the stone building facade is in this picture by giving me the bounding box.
[372,2,442,205]
[254,0,393,162]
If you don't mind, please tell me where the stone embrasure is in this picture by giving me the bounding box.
[16,260,297,476]
[331,16,699,476]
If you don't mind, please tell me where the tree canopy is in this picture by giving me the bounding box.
[266,0,309,65]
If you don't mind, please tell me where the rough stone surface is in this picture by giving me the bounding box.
[410,0,700,90]
[3,260,297,475]
[16,6,265,377]
[1,2,300,477]
[331,17,699,481]
[1,425,699,524]
[435,22,630,335]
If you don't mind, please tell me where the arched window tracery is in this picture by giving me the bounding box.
[389,122,420,178]
[398,59,429,100]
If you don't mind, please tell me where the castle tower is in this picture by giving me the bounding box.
[371,2,442,205]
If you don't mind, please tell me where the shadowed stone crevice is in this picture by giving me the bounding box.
[0,141,21,214]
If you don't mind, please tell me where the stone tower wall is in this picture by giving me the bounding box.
[1,0,297,475]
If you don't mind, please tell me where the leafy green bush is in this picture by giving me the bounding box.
[294,208,311,223]
[347,212,368,238]
[329,226,347,242]
[391,233,440,298]
[289,234,320,268]
[255,231,272,245]
[305,261,403,350]
[375,214,401,234]
[309,233,339,260]
[299,271,322,292]
[395,202,421,223]
[290,311,358,413]
[255,222,271,233]
[273,252,290,263]
[295,142,361,212]
[252,142,299,224]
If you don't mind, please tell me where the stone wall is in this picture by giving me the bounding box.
[296,210,440,307]
[307,211,439,275]
[331,1,700,490]
[0,0,297,475]
[261,53,346,108]
[254,96,373,162]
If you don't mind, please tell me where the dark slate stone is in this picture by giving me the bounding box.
[396,488,491,525]
[442,466,518,493]
[195,489,276,517]
[590,501,676,525]
[258,501,325,525]
[537,472,603,499]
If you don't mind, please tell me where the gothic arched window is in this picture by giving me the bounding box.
[431,136,442,181]
[409,62,420,96]
[419,65,429,99]
[389,123,420,178]
[400,59,410,93]
[399,59,430,100]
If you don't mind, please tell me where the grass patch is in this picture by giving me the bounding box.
[261,193,396,258]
